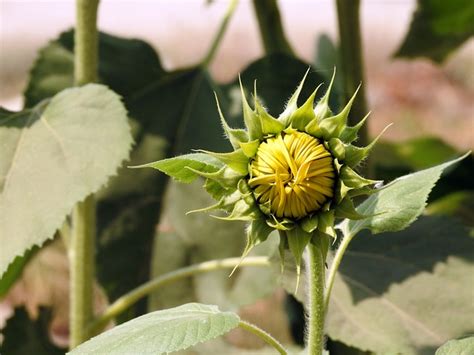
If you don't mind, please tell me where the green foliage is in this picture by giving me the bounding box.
[136,153,224,183]
[341,153,469,236]
[67,303,240,355]
[0,84,132,277]
[0,308,65,355]
[436,336,474,355]
[327,217,474,354]
[395,0,474,62]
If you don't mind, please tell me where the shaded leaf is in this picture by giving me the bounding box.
[342,153,469,236]
[327,217,474,354]
[395,0,474,62]
[25,29,165,107]
[67,303,240,355]
[0,84,132,276]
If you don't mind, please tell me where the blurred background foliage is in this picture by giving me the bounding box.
[0,0,473,354]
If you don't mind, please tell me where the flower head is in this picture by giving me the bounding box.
[147,69,388,276]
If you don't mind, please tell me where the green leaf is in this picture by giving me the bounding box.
[342,153,469,236]
[25,29,165,106]
[0,84,132,277]
[67,303,240,355]
[395,0,474,62]
[436,336,474,355]
[135,153,223,183]
[0,307,65,355]
[327,217,474,354]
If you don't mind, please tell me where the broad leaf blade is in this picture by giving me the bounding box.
[67,303,240,355]
[343,153,470,236]
[327,217,474,354]
[0,84,132,276]
[395,0,474,62]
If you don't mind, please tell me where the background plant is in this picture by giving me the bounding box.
[0,0,473,354]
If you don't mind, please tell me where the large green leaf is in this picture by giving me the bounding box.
[341,153,469,236]
[436,336,474,355]
[0,84,132,277]
[0,307,65,355]
[327,217,474,354]
[395,0,474,62]
[67,303,240,355]
[25,29,164,107]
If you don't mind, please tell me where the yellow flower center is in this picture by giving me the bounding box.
[248,130,335,219]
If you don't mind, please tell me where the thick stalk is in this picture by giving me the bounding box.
[238,320,288,355]
[252,0,294,55]
[70,0,100,349]
[89,256,271,335]
[306,242,325,355]
[336,0,368,146]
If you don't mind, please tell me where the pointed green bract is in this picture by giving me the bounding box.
[198,149,249,175]
[214,93,249,149]
[320,84,360,139]
[289,85,320,130]
[239,76,261,140]
[314,68,336,120]
[239,139,260,158]
[286,226,312,291]
[340,112,370,143]
[280,68,310,123]
[344,124,392,167]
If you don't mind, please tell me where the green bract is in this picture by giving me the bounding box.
[139,70,388,277]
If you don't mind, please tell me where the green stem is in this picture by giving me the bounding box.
[70,197,96,348]
[88,256,271,335]
[324,230,355,313]
[74,0,100,86]
[201,0,239,68]
[306,242,326,355]
[335,0,368,147]
[252,0,294,55]
[70,0,100,349]
[238,320,288,355]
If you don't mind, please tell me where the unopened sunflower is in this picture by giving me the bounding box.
[143,70,387,276]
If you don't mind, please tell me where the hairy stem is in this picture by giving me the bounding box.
[252,0,294,55]
[306,242,326,355]
[69,0,100,349]
[336,0,368,147]
[238,320,288,355]
[88,256,271,335]
[202,0,239,68]
[324,230,355,313]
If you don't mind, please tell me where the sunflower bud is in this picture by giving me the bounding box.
[146,69,389,279]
